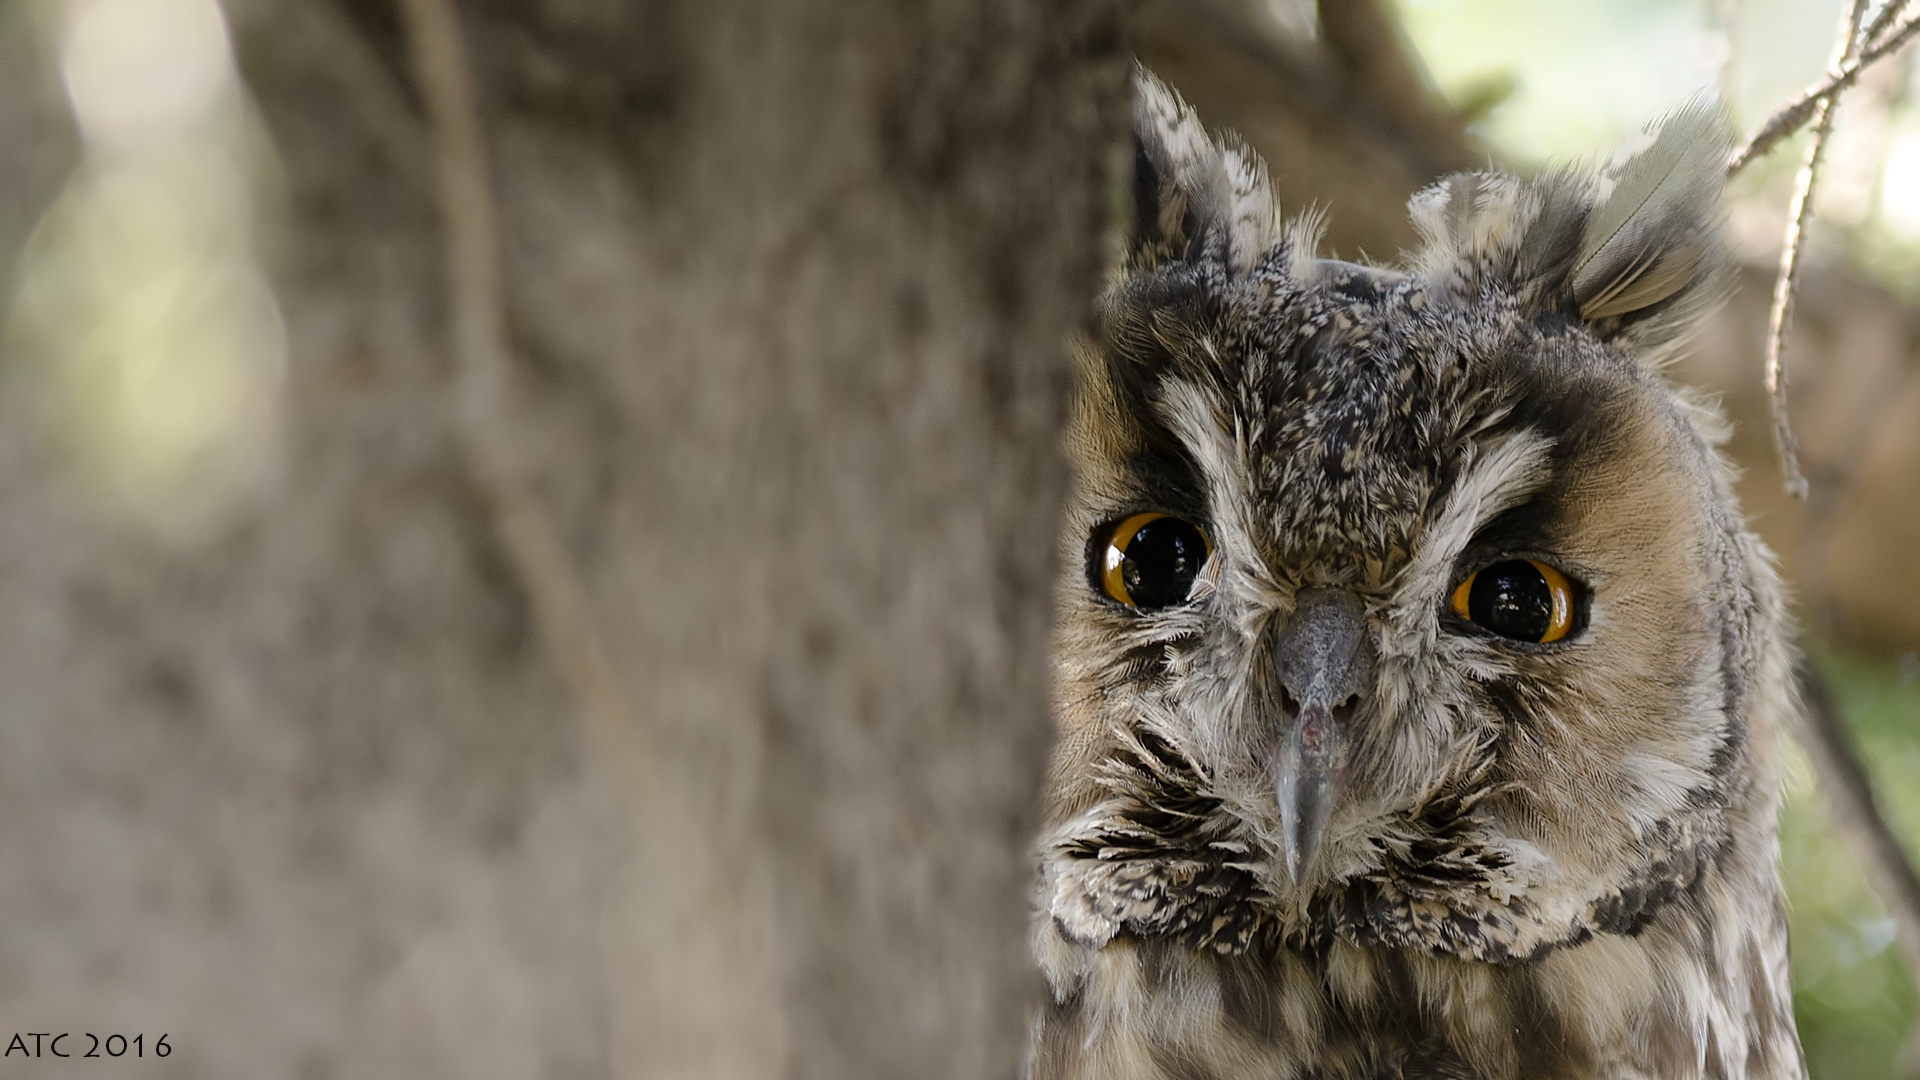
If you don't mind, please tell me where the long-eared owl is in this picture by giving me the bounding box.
[1028,70,1804,1080]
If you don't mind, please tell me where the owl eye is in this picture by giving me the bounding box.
[1098,513,1210,610]
[1449,559,1576,644]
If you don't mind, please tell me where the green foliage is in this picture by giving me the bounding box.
[1787,649,1920,1079]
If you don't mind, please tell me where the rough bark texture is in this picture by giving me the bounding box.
[0,0,1124,1076]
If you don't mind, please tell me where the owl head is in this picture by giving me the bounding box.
[1040,72,1789,967]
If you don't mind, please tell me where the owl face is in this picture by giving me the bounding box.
[1041,76,1782,966]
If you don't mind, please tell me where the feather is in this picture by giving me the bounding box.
[1571,96,1733,320]
[1130,67,1282,276]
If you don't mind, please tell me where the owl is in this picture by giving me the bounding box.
[1028,72,1804,1080]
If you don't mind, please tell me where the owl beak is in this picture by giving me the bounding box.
[1269,589,1376,886]
[1272,700,1341,885]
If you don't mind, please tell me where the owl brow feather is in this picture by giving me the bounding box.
[1400,429,1555,605]
[1155,373,1272,608]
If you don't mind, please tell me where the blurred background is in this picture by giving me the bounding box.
[0,0,1915,1075]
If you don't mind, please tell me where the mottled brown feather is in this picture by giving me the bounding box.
[1030,72,1803,1080]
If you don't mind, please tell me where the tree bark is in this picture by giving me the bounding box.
[0,0,1123,1076]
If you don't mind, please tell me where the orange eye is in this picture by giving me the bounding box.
[1098,513,1210,610]
[1449,559,1576,643]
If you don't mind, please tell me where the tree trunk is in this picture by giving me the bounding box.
[0,0,1123,1076]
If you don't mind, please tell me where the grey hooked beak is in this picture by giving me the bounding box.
[1269,588,1376,885]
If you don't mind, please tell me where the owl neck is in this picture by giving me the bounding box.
[1030,846,1803,1080]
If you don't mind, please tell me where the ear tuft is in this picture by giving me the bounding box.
[1570,97,1734,322]
[1130,68,1283,276]
[1408,172,1532,271]
[1406,94,1732,362]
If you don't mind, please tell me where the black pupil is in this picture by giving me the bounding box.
[1467,560,1554,642]
[1120,518,1206,609]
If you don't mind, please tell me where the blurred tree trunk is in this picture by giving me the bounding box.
[0,1,1121,1077]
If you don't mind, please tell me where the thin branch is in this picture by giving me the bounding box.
[1762,213,1812,498]
[395,4,784,1074]
[1726,1,1920,176]
[1760,0,1873,499]
[292,0,433,192]
[1796,666,1920,996]
[396,0,651,799]
[1864,0,1918,52]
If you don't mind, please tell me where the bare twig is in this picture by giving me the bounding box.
[1760,0,1873,499]
[1797,666,1920,999]
[1726,0,1920,176]
[1762,220,1812,498]
[1864,0,1918,52]
[293,0,432,191]
[397,0,653,805]
[395,2,783,1074]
